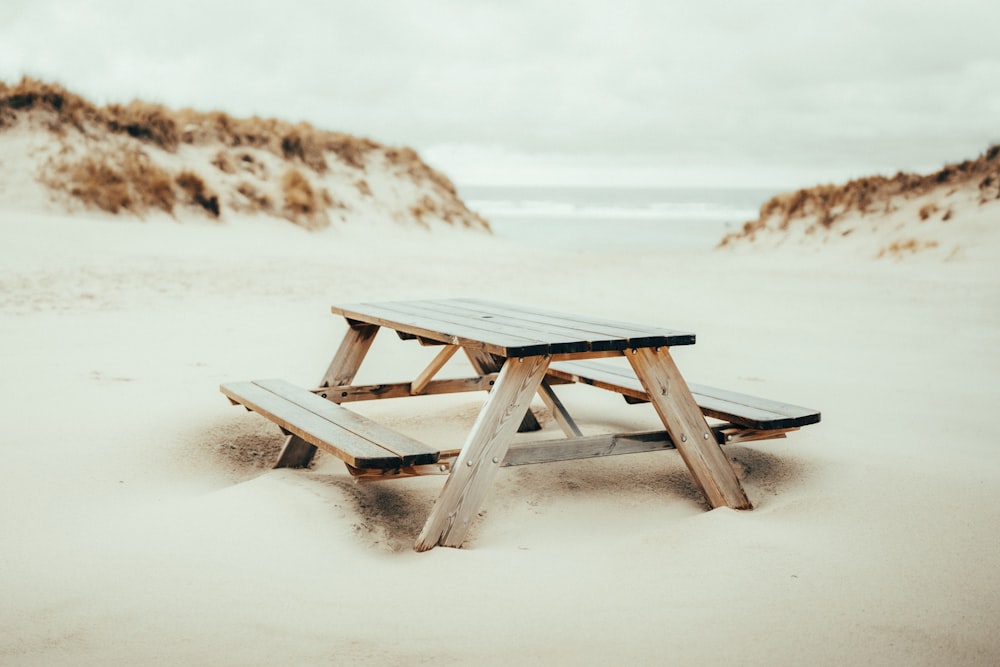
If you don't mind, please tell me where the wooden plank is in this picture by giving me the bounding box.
[504,425,789,465]
[415,355,551,551]
[687,383,821,428]
[343,424,790,474]
[504,428,696,466]
[330,299,694,357]
[320,323,379,388]
[387,300,592,351]
[626,347,752,510]
[547,360,821,430]
[252,379,439,465]
[410,345,459,395]
[331,302,559,357]
[220,381,407,469]
[275,434,319,469]
[465,348,542,433]
[411,300,644,353]
[315,375,499,403]
[547,359,647,401]
[548,350,627,362]
[446,298,697,349]
[537,381,583,438]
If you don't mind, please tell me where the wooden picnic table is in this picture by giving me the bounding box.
[221,298,820,551]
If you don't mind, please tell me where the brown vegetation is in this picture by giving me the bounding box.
[280,169,331,228]
[175,170,220,217]
[719,143,1000,247]
[877,238,940,259]
[42,147,175,215]
[1,77,380,171]
[41,146,223,219]
[2,76,491,232]
[235,181,273,213]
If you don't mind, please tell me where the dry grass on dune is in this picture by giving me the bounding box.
[280,168,333,229]
[0,77,378,168]
[720,144,1000,247]
[1,77,488,230]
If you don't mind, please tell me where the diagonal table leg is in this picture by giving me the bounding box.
[415,355,551,551]
[320,322,380,388]
[464,348,542,432]
[275,322,380,469]
[626,346,752,510]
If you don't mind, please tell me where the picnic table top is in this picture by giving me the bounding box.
[330,298,696,358]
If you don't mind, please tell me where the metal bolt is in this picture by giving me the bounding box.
[341,392,348,397]
[466,460,473,467]
[321,393,327,399]
[703,433,710,440]
[492,456,499,464]
[439,465,448,472]
[631,348,637,355]
[727,435,733,442]
[681,434,687,442]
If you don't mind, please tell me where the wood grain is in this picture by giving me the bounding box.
[464,348,542,433]
[320,323,379,388]
[537,380,583,438]
[410,345,459,395]
[415,355,550,551]
[626,347,752,510]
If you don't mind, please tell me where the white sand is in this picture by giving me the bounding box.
[2,192,999,666]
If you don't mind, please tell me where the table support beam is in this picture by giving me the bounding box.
[537,381,583,438]
[320,323,379,388]
[464,348,542,432]
[278,322,379,469]
[626,347,751,510]
[415,355,551,551]
[411,345,459,395]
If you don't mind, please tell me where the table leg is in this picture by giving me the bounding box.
[464,349,542,432]
[626,347,752,510]
[320,322,379,388]
[415,355,550,551]
[275,322,379,469]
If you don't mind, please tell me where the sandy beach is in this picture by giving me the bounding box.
[1,185,998,665]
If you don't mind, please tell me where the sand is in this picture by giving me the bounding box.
[2,192,999,666]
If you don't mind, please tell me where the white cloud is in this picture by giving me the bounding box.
[1,0,997,187]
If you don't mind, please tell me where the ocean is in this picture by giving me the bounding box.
[457,185,777,252]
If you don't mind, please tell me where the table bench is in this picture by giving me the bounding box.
[546,360,821,431]
[220,298,821,550]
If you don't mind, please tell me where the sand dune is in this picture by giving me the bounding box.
[0,78,488,232]
[721,144,1000,262]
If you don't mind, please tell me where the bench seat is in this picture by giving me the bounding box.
[546,360,820,431]
[221,378,441,469]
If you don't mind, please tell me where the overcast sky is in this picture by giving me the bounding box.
[2,0,998,188]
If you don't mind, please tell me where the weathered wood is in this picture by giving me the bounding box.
[548,350,628,362]
[255,379,439,464]
[627,347,752,510]
[537,380,583,438]
[330,300,695,358]
[547,359,821,430]
[221,380,439,469]
[316,375,499,403]
[446,298,696,349]
[464,348,542,433]
[716,426,794,444]
[320,323,379,388]
[275,434,319,468]
[415,355,551,551]
[343,423,792,476]
[410,345,459,395]
[346,461,451,480]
